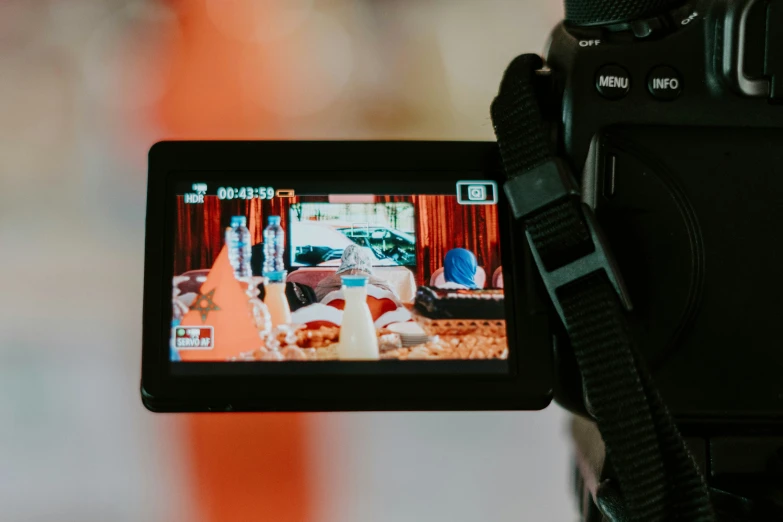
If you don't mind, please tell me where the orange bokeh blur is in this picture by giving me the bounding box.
[152,2,310,521]
[155,0,284,138]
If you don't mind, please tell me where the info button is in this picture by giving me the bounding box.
[648,66,682,100]
[596,65,631,100]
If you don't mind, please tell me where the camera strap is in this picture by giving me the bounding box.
[490,54,714,522]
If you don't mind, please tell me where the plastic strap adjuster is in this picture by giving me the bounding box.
[503,158,579,219]
[526,203,634,327]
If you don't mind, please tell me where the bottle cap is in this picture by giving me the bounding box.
[263,270,287,283]
[231,216,247,227]
[268,215,281,226]
[341,274,369,287]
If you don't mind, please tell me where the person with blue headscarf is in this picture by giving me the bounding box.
[438,248,479,290]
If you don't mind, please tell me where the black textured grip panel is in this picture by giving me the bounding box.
[565,0,682,26]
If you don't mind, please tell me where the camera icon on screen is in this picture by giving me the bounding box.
[457,180,498,205]
[467,185,486,201]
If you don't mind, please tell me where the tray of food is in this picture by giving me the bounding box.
[411,286,506,337]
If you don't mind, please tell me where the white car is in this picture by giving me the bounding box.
[290,221,409,267]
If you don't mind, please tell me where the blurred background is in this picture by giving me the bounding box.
[0,0,577,520]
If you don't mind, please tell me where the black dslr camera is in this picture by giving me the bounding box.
[142,0,783,518]
[527,0,783,517]
[545,0,783,421]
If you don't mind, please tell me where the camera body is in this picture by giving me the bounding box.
[546,0,783,425]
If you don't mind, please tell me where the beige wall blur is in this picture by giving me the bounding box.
[0,0,574,521]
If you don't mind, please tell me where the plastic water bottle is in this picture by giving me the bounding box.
[226,215,252,279]
[263,215,285,275]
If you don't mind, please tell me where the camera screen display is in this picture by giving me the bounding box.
[169,177,510,373]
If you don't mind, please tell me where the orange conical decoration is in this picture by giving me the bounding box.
[178,246,261,361]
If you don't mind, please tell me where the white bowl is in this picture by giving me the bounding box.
[387,322,427,335]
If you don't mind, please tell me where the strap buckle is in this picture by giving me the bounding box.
[504,158,579,219]
[503,159,632,326]
[526,203,633,326]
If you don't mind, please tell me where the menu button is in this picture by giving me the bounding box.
[596,65,631,100]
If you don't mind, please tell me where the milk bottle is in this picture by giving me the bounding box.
[263,271,291,328]
[337,275,379,360]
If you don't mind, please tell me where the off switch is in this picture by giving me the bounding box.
[596,65,631,100]
[647,66,683,100]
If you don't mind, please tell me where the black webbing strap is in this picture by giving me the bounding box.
[491,54,714,522]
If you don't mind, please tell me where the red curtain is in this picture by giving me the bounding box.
[175,195,501,286]
[379,195,501,286]
[174,195,296,274]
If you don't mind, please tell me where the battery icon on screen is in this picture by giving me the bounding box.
[456,180,498,205]
[276,189,295,198]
